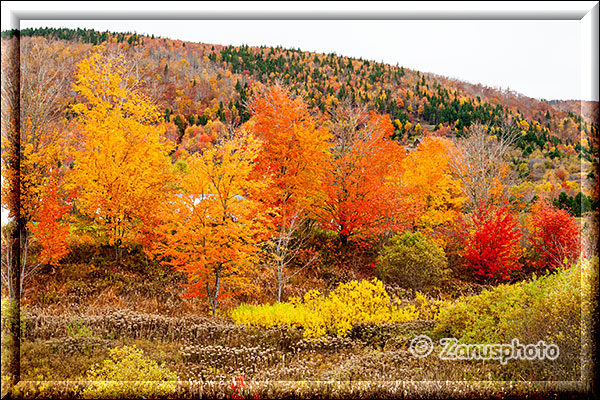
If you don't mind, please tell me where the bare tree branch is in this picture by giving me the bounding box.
[448,122,521,210]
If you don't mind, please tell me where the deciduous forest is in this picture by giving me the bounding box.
[1,28,598,399]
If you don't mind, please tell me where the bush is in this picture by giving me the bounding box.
[231,279,446,338]
[232,279,392,338]
[433,261,587,343]
[527,200,580,271]
[376,231,449,292]
[463,204,523,282]
[433,258,597,380]
[81,345,178,399]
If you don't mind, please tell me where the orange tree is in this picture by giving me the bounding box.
[28,173,73,267]
[318,111,409,251]
[153,133,272,314]
[243,85,331,295]
[69,48,173,256]
[244,84,332,219]
[401,136,465,243]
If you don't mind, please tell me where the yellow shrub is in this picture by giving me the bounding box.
[415,292,449,320]
[389,303,419,323]
[81,345,178,399]
[433,258,596,345]
[231,279,424,338]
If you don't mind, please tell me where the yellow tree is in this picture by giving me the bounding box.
[154,133,272,314]
[70,48,173,256]
[402,136,465,238]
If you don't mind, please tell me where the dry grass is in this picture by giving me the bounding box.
[17,307,588,386]
[6,244,595,398]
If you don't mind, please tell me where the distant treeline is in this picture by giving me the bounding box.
[1,27,147,45]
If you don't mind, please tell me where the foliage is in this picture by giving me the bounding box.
[1,27,598,396]
[463,203,523,282]
[435,258,594,344]
[28,174,73,266]
[70,47,173,249]
[245,84,331,217]
[401,136,465,237]
[2,36,73,224]
[230,279,444,338]
[1,298,29,396]
[433,258,596,379]
[153,133,271,314]
[1,298,29,335]
[527,200,581,271]
[319,109,410,247]
[376,231,449,292]
[82,345,178,399]
[553,191,596,217]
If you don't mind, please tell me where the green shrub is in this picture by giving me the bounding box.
[66,316,93,338]
[433,260,589,343]
[1,297,29,335]
[433,258,597,380]
[376,232,449,292]
[81,345,178,399]
[2,297,30,396]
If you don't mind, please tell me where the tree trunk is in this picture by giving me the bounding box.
[339,231,349,267]
[206,266,221,315]
[2,34,22,393]
[4,219,23,394]
[276,263,284,303]
[277,279,283,304]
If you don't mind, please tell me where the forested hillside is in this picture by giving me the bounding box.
[1,27,598,398]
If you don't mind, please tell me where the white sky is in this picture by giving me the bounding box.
[1,2,599,225]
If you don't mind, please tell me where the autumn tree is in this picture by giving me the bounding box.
[154,134,271,314]
[244,84,331,291]
[1,36,76,388]
[401,136,465,238]
[463,203,523,282]
[2,174,73,301]
[319,107,408,249]
[527,201,581,271]
[10,37,78,221]
[70,47,173,256]
[1,37,75,291]
[244,84,332,218]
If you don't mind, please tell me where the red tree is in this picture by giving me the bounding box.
[528,201,580,271]
[29,174,73,266]
[463,203,523,282]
